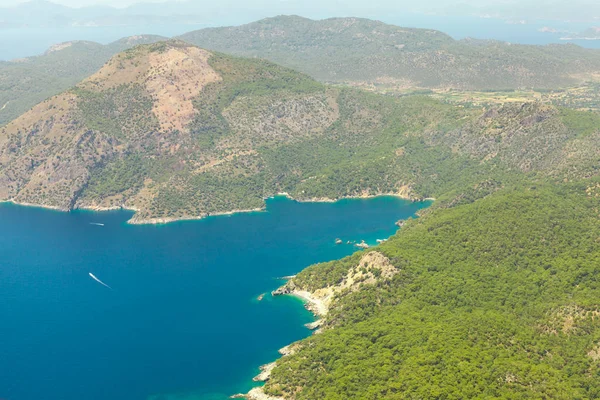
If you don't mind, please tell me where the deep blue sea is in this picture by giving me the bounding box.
[0,195,429,400]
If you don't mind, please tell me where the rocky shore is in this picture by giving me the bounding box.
[231,387,284,400]
[233,251,399,399]
[230,342,304,400]
[271,286,330,317]
[79,204,127,212]
[230,278,331,400]
[277,189,430,204]
[0,199,66,212]
[2,192,433,226]
[127,207,265,225]
[253,362,277,382]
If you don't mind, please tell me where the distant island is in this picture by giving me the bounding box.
[561,27,600,40]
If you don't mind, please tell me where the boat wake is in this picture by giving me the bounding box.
[89,273,112,289]
[89,223,104,226]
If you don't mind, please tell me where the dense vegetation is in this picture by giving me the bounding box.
[75,46,340,220]
[180,16,600,90]
[266,181,600,399]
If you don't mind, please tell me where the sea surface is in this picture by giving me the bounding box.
[0,195,430,400]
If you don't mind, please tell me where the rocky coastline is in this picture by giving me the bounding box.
[271,286,330,317]
[0,199,67,212]
[229,277,329,400]
[2,192,433,226]
[127,207,265,225]
[79,204,127,212]
[277,190,432,204]
[231,254,372,400]
[233,251,398,399]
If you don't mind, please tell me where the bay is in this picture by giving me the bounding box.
[0,196,430,400]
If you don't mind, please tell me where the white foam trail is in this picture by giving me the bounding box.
[89,223,104,226]
[89,273,112,289]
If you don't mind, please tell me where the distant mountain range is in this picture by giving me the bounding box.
[3,15,600,128]
[180,16,600,90]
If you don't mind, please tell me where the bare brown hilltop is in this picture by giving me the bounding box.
[0,41,223,213]
[0,40,343,221]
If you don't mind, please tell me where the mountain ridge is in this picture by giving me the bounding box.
[2,40,600,224]
[179,15,600,90]
[0,34,167,127]
[1,41,351,222]
[4,16,600,128]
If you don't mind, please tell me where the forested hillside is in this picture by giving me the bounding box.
[247,87,600,400]
[180,16,600,91]
[266,182,600,399]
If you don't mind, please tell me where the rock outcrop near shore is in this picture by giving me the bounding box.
[253,362,276,382]
[273,250,397,319]
[233,387,284,400]
[237,251,398,399]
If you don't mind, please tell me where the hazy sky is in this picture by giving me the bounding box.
[0,0,166,6]
[0,0,598,21]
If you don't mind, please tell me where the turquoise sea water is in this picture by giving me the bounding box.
[0,196,430,400]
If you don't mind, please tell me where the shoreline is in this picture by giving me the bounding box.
[288,290,329,317]
[232,283,329,400]
[238,250,396,399]
[79,205,127,212]
[1,192,434,226]
[127,207,266,225]
[276,191,435,204]
[0,199,68,212]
